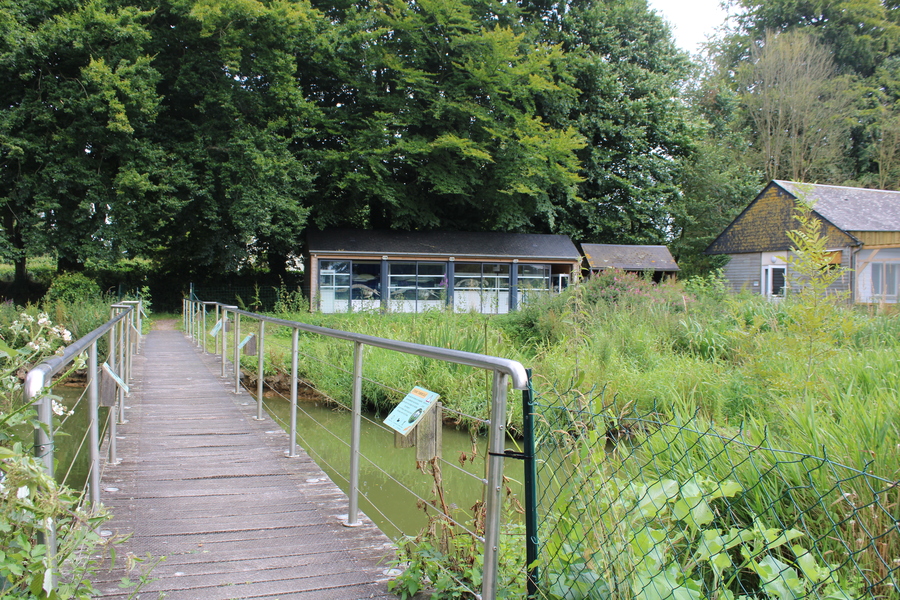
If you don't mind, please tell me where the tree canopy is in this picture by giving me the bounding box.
[2,0,699,285]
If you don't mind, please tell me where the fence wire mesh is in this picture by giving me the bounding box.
[532,390,898,600]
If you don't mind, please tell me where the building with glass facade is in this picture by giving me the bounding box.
[307,230,581,313]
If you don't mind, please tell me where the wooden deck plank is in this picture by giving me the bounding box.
[96,327,396,599]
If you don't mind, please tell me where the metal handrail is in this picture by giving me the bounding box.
[23,301,141,576]
[185,299,526,600]
[228,307,529,390]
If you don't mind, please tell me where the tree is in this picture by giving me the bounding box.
[728,0,900,77]
[141,0,317,277]
[298,0,586,234]
[737,30,853,182]
[535,0,697,244]
[0,0,161,290]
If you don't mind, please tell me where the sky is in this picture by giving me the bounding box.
[647,0,730,55]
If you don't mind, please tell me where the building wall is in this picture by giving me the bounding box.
[707,183,857,255]
[722,253,761,293]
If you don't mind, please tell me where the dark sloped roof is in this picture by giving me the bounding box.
[776,180,900,232]
[308,229,581,261]
[581,243,680,271]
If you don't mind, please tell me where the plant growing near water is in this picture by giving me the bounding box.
[0,311,156,598]
[539,427,860,600]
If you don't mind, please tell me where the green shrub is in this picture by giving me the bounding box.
[44,273,101,305]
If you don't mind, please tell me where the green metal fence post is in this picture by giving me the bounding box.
[523,368,539,598]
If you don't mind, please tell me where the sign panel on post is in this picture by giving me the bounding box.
[209,319,223,337]
[384,387,440,436]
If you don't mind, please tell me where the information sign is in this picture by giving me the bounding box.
[384,387,440,436]
[209,319,223,337]
[238,334,254,350]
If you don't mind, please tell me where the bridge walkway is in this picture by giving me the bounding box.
[94,322,395,599]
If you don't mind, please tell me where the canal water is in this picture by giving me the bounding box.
[50,386,523,540]
[260,395,524,540]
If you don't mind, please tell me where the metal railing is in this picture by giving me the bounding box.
[24,300,144,559]
[183,298,528,600]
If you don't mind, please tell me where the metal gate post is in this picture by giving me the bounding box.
[202,303,207,352]
[88,341,100,506]
[256,320,265,421]
[347,341,363,526]
[523,369,539,598]
[482,370,509,600]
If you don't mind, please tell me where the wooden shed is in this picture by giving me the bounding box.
[705,180,900,302]
[306,229,581,313]
[580,243,680,281]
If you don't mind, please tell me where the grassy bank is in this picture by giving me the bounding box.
[238,270,899,477]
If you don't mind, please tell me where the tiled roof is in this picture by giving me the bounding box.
[581,244,680,271]
[776,181,900,232]
[308,229,581,261]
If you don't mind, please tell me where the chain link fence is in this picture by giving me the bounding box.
[529,388,898,600]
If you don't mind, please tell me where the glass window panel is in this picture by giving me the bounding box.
[391,263,416,275]
[455,263,480,275]
[418,263,445,276]
[351,261,381,300]
[887,264,897,297]
[319,260,350,312]
[873,263,883,297]
[771,268,785,296]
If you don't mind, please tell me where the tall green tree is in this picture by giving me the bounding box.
[142,0,317,277]
[300,0,586,234]
[534,0,697,244]
[0,0,161,288]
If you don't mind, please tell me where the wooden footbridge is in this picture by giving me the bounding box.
[92,322,396,599]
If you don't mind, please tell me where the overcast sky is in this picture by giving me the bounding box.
[647,0,730,55]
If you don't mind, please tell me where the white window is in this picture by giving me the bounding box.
[871,263,898,301]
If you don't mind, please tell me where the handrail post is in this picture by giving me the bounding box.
[201,303,208,353]
[25,367,56,568]
[482,370,509,600]
[111,304,128,424]
[233,311,241,394]
[221,307,228,378]
[124,307,132,399]
[346,341,364,526]
[255,319,265,421]
[289,327,298,457]
[215,304,221,356]
[88,340,100,507]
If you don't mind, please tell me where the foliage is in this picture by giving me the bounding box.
[44,274,102,307]
[0,312,107,599]
[0,0,161,281]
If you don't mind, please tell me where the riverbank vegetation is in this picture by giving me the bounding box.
[257,268,899,475]
[246,268,898,598]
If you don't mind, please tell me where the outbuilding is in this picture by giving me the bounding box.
[705,180,900,302]
[580,243,680,281]
[306,229,581,313]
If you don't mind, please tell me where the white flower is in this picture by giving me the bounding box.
[17,485,29,499]
[37,313,50,326]
[20,313,34,324]
[61,329,72,343]
[51,400,67,416]
[27,341,40,351]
